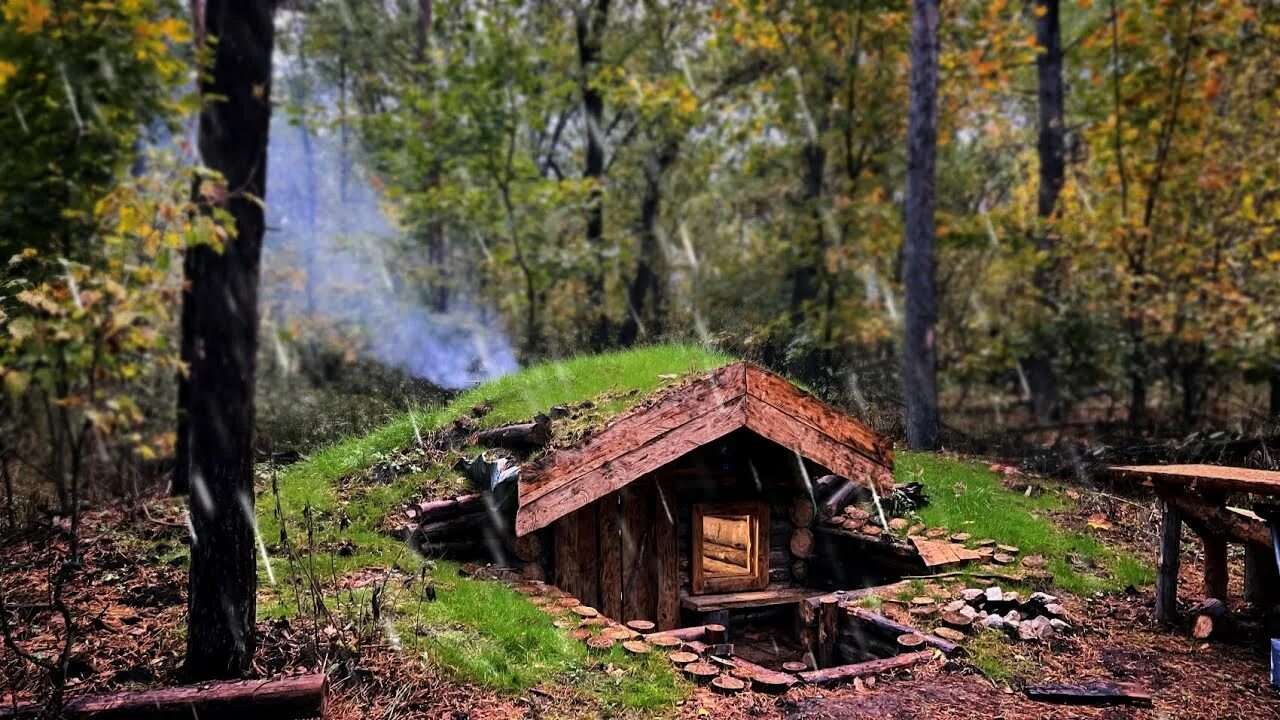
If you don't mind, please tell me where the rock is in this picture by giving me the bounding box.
[1049,618,1071,633]
[1023,554,1048,569]
[1004,592,1019,605]
[1044,603,1065,617]
[984,586,1003,604]
[1003,610,1022,624]
[1018,616,1054,642]
[943,600,967,613]
[908,524,926,536]
[1029,592,1059,605]
[982,615,1005,631]
[958,604,979,620]
[961,588,985,602]
[889,518,909,531]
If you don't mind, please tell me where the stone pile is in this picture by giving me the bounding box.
[946,586,1070,642]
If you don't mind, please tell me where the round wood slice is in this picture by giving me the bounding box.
[650,635,682,649]
[514,534,542,562]
[844,506,870,522]
[841,518,861,531]
[529,596,551,606]
[667,651,699,666]
[976,538,996,547]
[933,627,966,642]
[860,523,883,537]
[997,544,1020,554]
[1025,569,1054,587]
[552,619,575,629]
[790,528,815,559]
[907,524,926,536]
[1022,554,1047,569]
[520,563,544,582]
[558,597,581,607]
[977,547,996,558]
[791,498,816,527]
[889,518,909,531]
[729,665,756,680]
[897,633,926,649]
[683,661,719,683]
[569,628,592,641]
[992,553,1015,565]
[910,596,936,606]
[572,605,599,618]
[586,635,616,652]
[782,661,808,672]
[940,611,973,630]
[515,582,541,594]
[949,532,971,543]
[622,640,651,655]
[926,528,948,539]
[579,617,607,627]
[826,514,847,526]
[750,670,797,694]
[791,559,809,582]
[705,623,727,644]
[625,620,655,633]
[711,675,747,694]
[908,605,936,617]
[603,627,636,641]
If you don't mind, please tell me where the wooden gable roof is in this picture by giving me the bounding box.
[515,362,893,536]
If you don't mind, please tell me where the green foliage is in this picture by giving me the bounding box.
[899,452,1154,595]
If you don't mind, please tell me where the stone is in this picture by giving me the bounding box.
[1018,616,1054,642]
[961,588,985,602]
[1044,603,1065,617]
[984,586,1003,604]
[1002,610,1022,624]
[958,604,979,620]
[1029,592,1059,605]
[982,614,1005,631]
[1004,592,1019,605]
[889,518,909,531]
[943,600,967,613]
[1049,618,1071,633]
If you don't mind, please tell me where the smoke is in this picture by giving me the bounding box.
[260,111,517,389]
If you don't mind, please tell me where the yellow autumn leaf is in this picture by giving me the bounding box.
[0,59,16,87]
[3,0,51,34]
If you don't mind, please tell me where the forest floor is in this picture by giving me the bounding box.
[2,345,1279,718]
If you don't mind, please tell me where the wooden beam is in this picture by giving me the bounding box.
[1156,500,1181,624]
[1111,464,1280,497]
[744,365,893,466]
[520,364,748,506]
[798,650,934,686]
[0,675,326,720]
[517,396,745,535]
[1024,682,1153,707]
[680,587,830,612]
[654,477,679,630]
[598,494,623,621]
[743,395,893,496]
[622,480,658,622]
[817,597,839,668]
[1156,487,1272,550]
[843,607,959,656]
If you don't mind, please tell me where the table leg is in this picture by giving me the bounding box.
[1157,501,1182,624]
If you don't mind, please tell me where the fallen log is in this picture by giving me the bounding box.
[412,493,484,524]
[821,481,860,519]
[473,414,552,449]
[0,674,327,720]
[1191,597,1227,640]
[416,511,490,540]
[1024,681,1153,707]
[798,649,934,686]
[812,474,844,498]
[645,625,711,643]
[843,607,959,656]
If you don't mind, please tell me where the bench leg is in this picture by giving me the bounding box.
[1203,534,1229,605]
[1156,501,1181,624]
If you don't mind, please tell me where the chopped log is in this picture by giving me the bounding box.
[897,633,926,649]
[412,493,485,524]
[683,662,719,683]
[813,474,844,498]
[586,635,616,652]
[790,497,816,527]
[569,628,592,640]
[791,559,809,582]
[667,651,700,665]
[626,619,656,633]
[1191,597,1227,640]
[520,562,544,582]
[710,675,746,694]
[705,624,727,644]
[790,528,815,559]
[798,650,934,686]
[1192,614,1215,640]
[474,413,551,449]
[651,625,712,642]
[782,661,809,673]
[702,515,750,549]
[702,541,749,567]
[1156,501,1182,625]
[415,511,488,540]
[844,607,959,656]
[817,597,839,669]
[603,626,637,641]
[932,627,966,642]
[622,640,651,655]
[649,635,682,649]
[843,506,871,523]
[730,658,797,693]
[860,523,883,537]
[822,481,860,519]
[0,674,327,720]
[949,533,971,544]
[571,605,599,618]
[940,612,972,631]
[996,544,1020,554]
[1024,682,1153,707]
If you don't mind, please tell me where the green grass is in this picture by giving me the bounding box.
[898,452,1154,595]
[964,628,1034,684]
[255,344,728,711]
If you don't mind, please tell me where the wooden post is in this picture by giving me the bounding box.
[817,597,839,668]
[1155,501,1182,624]
[1244,544,1280,608]
[1202,533,1229,606]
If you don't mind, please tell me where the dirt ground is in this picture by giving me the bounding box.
[3,477,1279,719]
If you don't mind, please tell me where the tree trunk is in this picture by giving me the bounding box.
[619,138,678,346]
[576,1,612,351]
[1270,375,1279,417]
[181,0,274,681]
[1025,0,1064,423]
[0,674,327,720]
[902,0,942,451]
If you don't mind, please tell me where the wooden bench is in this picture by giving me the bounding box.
[1110,464,1280,623]
[680,586,830,613]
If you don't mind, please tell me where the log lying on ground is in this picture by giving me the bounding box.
[415,510,489,541]
[0,674,327,720]
[644,625,712,642]
[813,474,844,499]
[1191,597,1227,640]
[1024,681,1153,707]
[821,480,860,519]
[798,650,935,686]
[844,607,959,656]
[411,493,484,524]
[473,413,552,449]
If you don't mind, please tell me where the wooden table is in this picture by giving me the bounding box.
[1110,464,1280,623]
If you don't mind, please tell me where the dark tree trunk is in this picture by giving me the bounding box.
[902,0,942,451]
[619,138,678,347]
[576,0,612,350]
[1271,375,1280,417]
[790,141,825,329]
[1025,0,1064,423]
[180,0,274,681]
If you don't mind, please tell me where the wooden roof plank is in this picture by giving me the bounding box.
[910,537,981,569]
[1111,464,1280,496]
[745,366,892,467]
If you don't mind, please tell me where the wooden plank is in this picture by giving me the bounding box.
[1156,486,1272,550]
[816,597,839,668]
[598,494,623,621]
[745,365,893,467]
[743,395,894,496]
[517,396,745,535]
[554,505,599,607]
[654,477,679,630]
[1111,464,1280,496]
[1024,682,1153,707]
[909,537,982,569]
[0,674,328,720]
[843,607,959,656]
[798,650,934,686]
[520,364,748,506]
[681,587,828,612]
[1156,500,1181,624]
[622,480,657,622]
